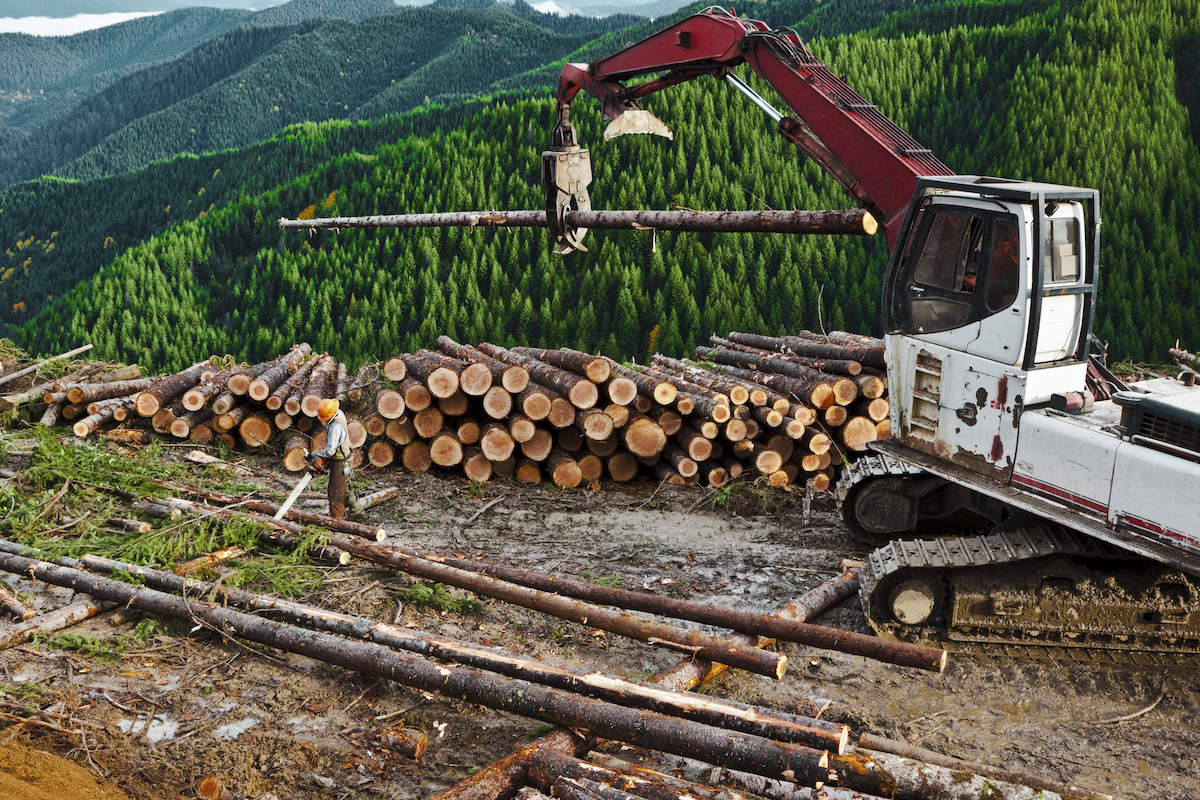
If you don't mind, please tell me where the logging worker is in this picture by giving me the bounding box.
[307,398,364,519]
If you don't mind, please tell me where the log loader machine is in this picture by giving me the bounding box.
[539,7,1200,656]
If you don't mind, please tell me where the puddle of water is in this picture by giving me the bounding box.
[117,715,179,742]
[213,717,260,741]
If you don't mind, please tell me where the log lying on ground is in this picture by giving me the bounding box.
[79,552,844,752]
[0,548,823,786]
[426,556,943,673]
[427,729,588,800]
[0,344,93,390]
[0,584,34,621]
[0,595,113,652]
[830,748,1074,800]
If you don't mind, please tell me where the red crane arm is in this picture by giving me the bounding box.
[552,8,953,246]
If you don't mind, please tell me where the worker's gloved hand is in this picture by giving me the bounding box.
[306,453,327,476]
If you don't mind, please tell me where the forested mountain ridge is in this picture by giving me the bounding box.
[3,0,1198,370]
[0,1,645,191]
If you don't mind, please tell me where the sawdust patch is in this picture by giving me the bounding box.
[0,743,131,800]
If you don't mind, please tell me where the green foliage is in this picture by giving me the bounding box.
[40,633,124,661]
[580,569,624,587]
[0,0,1196,369]
[398,581,484,614]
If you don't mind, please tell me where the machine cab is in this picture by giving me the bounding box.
[881,177,1100,476]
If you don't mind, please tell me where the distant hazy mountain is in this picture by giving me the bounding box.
[0,0,284,15]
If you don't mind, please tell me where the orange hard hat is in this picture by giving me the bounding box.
[317,398,339,422]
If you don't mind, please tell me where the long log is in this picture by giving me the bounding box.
[512,347,610,384]
[403,352,460,399]
[279,208,877,237]
[72,396,138,437]
[698,353,835,410]
[721,334,866,377]
[726,332,886,371]
[62,377,156,405]
[0,597,113,652]
[244,343,313,401]
[431,556,943,672]
[702,344,856,407]
[427,730,587,800]
[84,551,842,751]
[856,734,1112,800]
[609,362,676,405]
[0,343,93,389]
[419,349,494,396]
[168,484,386,542]
[479,344,597,410]
[264,353,318,412]
[830,749,1071,800]
[135,360,211,417]
[300,355,337,416]
[437,336,529,393]
[2,549,823,784]
[228,354,289,396]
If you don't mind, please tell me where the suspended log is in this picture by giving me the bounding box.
[399,376,433,412]
[430,432,464,467]
[403,441,432,472]
[266,354,319,412]
[439,391,471,417]
[623,415,667,458]
[403,352,460,399]
[521,428,554,461]
[545,451,582,488]
[376,388,406,420]
[437,337,530,393]
[300,355,337,416]
[462,447,493,482]
[247,343,313,401]
[281,207,876,237]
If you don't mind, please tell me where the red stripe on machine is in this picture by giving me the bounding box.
[1119,515,1200,550]
[1010,473,1109,515]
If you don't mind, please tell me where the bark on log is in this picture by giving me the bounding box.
[516,458,542,483]
[399,376,433,412]
[557,427,583,453]
[726,331,886,370]
[300,355,337,416]
[609,363,676,405]
[648,406,683,436]
[63,377,156,405]
[699,462,728,487]
[696,348,840,409]
[831,748,1070,800]
[247,344,313,401]
[545,451,583,488]
[438,337,530,393]
[0,584,34,621]
[654,462,686,485]
[166,486,386,542]
[72,396,138,437]
[0,344,93,390]
[170,407,214,439]
[421,350,494,396]
[493,455,518,478]
[403,352,461,399]
[512,347,611,384]
[663,444,698,478]
[134,361,211,417]
[456,418,482,445]
[674,428,713,462]
[480,345,598,409]
[586,435,618,458]
[266,354,319,412]
[856,734,1110,800]
[214,403,249,434]
[0,598,112,652]
[427,729,587,800]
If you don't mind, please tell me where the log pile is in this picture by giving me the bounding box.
[31,330,888,492]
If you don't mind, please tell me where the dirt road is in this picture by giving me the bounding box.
[1,468,1197,799]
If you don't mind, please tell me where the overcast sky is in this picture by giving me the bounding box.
[0,12,160,35]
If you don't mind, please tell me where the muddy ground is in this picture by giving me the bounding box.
[1,458,1198,800]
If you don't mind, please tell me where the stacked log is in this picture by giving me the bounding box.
[38,329,889,493]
